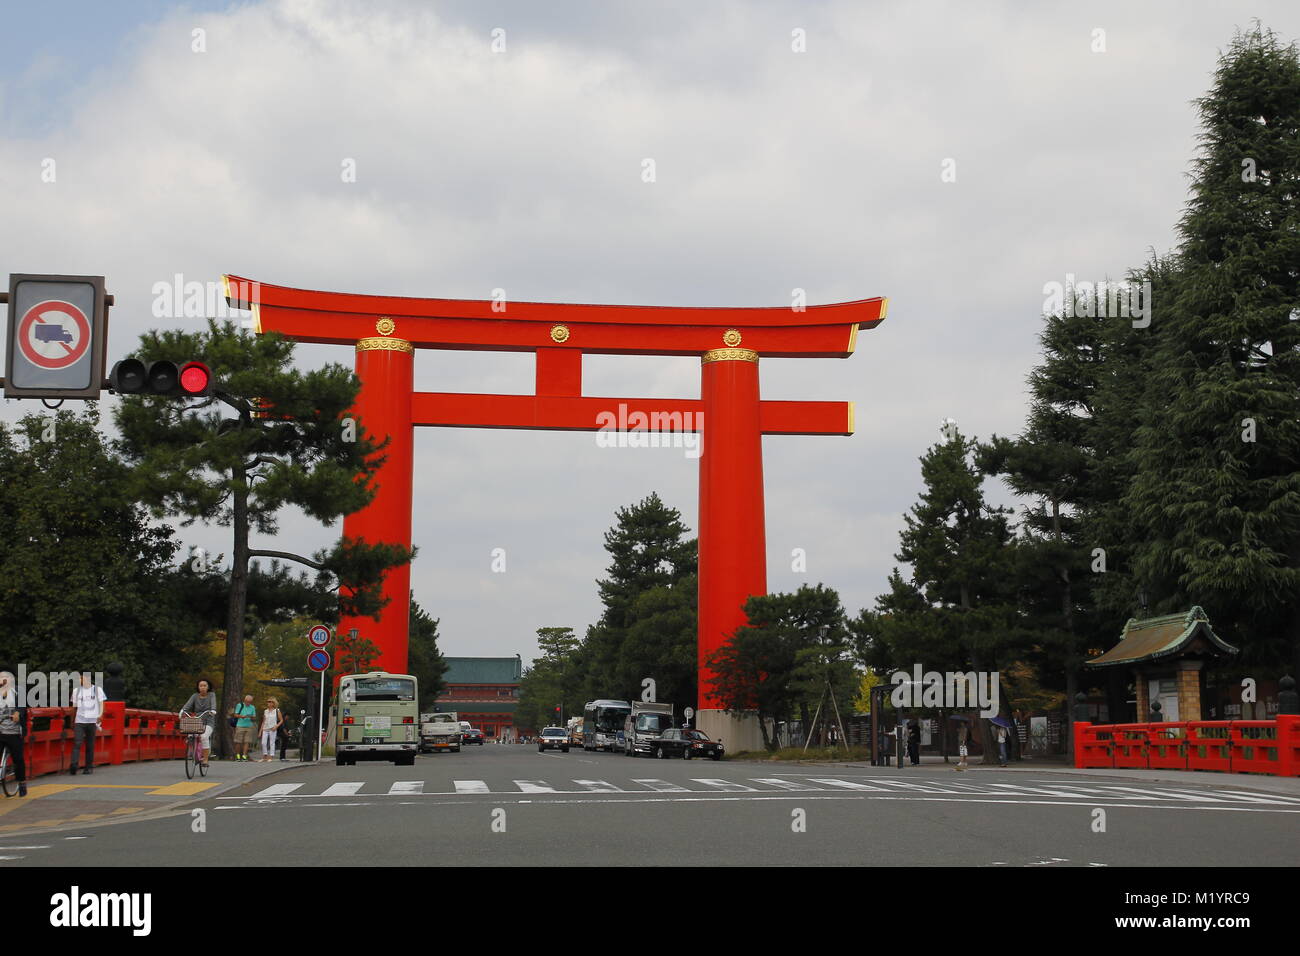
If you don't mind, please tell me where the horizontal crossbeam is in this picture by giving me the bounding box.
[409,393,853,436]
[225,275,886,358]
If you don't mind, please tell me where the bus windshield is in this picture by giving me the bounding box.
[592,705,630,731]
[350,677,416,701]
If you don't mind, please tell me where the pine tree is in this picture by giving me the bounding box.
[580,493,697,702]
[870,429,1019,762]
[114,319,413,751]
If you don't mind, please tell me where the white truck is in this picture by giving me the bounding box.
[624,702,674,757]
[420,711,461,753]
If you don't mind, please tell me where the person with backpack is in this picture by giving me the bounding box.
[259,697,284,762]
[68,671,107,775]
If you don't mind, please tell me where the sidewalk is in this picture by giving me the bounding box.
[837,754,1300,796]
[0,755,305,836]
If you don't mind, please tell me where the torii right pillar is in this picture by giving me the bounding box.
[696,346,768,752]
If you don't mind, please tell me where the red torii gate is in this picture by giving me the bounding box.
[225,276,886,742]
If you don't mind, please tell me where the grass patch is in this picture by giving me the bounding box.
[727,746,872,762]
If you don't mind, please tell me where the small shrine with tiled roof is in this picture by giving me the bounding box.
[1084,607,1238,722]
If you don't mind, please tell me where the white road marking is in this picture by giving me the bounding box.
[986,783,1118,799]
[389,781,424,795]
[321,782,365,797]
[514,780,557,793]
[750,778,824,791]
[862,780,971,795]
[573,780,623,792]
[691,779,756,792]
[453,780,489,794]
[1089,786,1229,802]
[0,845,51,850]
[1205,789,1300,805]
[250,783,303,797]
[633,779,690,792]
[806,778,891,791]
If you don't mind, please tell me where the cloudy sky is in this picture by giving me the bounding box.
[3,0,1296,664]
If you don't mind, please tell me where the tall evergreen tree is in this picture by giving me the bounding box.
[407,597,448,709]
[580,493,697,703]
[1127,26,1300,674]
[862,430,1019,761]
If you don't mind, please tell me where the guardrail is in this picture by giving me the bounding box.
[24,701,187,777]
[1073,716,1299,777]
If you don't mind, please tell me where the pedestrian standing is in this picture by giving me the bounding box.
[278,711,292,761]
[0,672,28,797]
[996,724,1008,767]
[907,719,921,766]
[956,723,969,771]
[233,694,257,761]
[69,672,106,775]
[260,698,283,761]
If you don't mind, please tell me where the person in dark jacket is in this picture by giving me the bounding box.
[907,719,921,766]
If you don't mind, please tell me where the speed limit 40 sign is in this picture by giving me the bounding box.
[4,274,110,399]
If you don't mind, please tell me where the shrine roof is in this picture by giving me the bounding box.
[1084,607,1238,669]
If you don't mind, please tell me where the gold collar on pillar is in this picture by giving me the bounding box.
[702,348,758,364]
[357,316,414,353]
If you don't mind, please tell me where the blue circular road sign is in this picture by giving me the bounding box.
[308,649,330,672]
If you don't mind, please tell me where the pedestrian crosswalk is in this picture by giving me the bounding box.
[237,775,1300,805]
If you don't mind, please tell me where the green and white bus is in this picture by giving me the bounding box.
[335,672,420,766]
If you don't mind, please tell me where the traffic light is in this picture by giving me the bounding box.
[109,359,212,398]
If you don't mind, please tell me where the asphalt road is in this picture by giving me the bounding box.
[4,744,1297,866]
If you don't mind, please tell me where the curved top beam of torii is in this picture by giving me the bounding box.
[223,275,887,358]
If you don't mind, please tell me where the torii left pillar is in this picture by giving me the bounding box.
[338,335,415,669]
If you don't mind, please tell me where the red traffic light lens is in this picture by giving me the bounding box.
[179,362,211,395]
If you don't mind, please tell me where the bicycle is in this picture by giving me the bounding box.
[0,746,15,797]
[179,710,216,780]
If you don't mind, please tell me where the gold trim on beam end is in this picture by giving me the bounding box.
[701,348,759,365]
[251,301,263,334]
[879,297,890,319]
[356,336,414,354]
[847,402,855,435]
[847,322,859,354]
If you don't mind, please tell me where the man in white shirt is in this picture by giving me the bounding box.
[69,672,106,775]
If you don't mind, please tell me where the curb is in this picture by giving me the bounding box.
[0,761,312,838]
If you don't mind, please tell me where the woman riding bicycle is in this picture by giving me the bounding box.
[0,671,28,797]
[178,678,218,767]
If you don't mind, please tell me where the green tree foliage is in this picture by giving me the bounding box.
[854,431,1018,762]
[407,596,448,709]
[707,584,848,751]
[579,493,697,705]
[517,627,583,733]
[1125,26,1300,673]
[113,319,413,748]
[0,409,204,708]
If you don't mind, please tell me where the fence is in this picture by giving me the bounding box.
[23,701,187,777]
[1074,716,1299,777]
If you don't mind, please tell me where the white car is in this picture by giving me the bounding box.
[538,727,570,752]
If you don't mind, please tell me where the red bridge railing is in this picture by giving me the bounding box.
[1074,716,1299,777]
[24,701,187,777]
